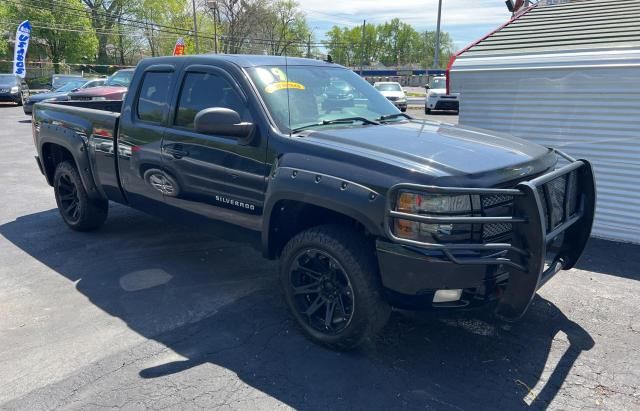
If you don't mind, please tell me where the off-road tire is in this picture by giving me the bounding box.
[280,225,391,351]
[53,161,108,231]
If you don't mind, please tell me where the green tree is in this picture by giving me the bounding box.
[0,3,9,59]
[6,0,98,73]
[324,18,455,69]
[81,0,125,64]
[262,0,310,56]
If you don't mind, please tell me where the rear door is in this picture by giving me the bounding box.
[160,64,268,230]
[116,64,178,213]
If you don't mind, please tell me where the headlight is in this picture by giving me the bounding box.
[10,86,20,94]
[394,192,474,242]
[92,96,107,101]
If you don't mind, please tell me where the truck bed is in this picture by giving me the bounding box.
[33,100,123,203]
[49,100,123,113]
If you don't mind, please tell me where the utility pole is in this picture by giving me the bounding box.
[307,34,311,58]
[360,19,366,75]
[191,0,200,54]
[433,0,442,70]
[206,0,218,53]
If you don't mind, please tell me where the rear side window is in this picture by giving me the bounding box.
[174,72,249,129]
[137,72,173,124]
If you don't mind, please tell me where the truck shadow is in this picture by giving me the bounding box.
[0,206,595,409]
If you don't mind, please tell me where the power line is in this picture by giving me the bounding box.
[8,0,341,47]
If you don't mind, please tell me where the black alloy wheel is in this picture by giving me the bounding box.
[144,169,180,197]
[57,172,81,224]
[53,161,108,231]
[280,225,391,351]
[289,248,355,335]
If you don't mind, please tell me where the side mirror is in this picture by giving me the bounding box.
[194,107,255,142]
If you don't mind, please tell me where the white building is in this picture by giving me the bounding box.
[449,0,640,243]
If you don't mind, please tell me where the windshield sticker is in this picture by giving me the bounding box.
[270,68,288,82]
[264,81,305,93]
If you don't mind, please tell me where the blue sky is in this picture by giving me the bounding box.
[298,0,512,50]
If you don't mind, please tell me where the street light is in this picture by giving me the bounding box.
[206,0,219,54]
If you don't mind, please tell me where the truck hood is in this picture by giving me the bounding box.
[28,91,68,102]
[379,90,406,99]
[300,120,555,182]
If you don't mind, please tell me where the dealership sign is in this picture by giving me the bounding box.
[13,20,32,78]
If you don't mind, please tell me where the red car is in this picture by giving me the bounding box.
[69,68,134,101]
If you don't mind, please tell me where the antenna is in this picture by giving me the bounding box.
[285,50,292,136]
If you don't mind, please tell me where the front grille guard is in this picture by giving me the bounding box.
[384,154,596,320]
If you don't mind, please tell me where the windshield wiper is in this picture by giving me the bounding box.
[291,117,380,134]
[376,113,412,122]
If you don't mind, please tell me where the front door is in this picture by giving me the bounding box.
[161,65,268,231]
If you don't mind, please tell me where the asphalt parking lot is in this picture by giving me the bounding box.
[1,104,638,410]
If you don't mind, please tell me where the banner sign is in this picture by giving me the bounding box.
[13,20,32,78]
[173,37,185,56]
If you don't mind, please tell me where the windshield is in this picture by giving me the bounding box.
[106,71,133,87]
[0,75,18,86]
[430,77,446,89]
[55,80,87,92]
[248,66,401,133]
[52,76,81,88]
[375,83,402,92]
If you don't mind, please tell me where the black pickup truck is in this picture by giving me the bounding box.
[32,55,596,350]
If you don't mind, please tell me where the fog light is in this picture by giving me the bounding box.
[433,289,462,303]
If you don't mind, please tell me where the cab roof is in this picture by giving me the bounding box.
[139,54,342,69]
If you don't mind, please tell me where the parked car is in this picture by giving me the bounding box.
[0,74,29,106]
[32,55,595,351]
[51,74,83,90]
[374,81,407,112]
[425,76,459,113]
[68,68,134,101]
[23,78,105,115]
[322,79,355,112]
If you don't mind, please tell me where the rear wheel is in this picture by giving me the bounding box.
[54,161,108,231]
[280,225,390,350]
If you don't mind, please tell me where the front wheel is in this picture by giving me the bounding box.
[280,225,391,351]
[54,161,108,231]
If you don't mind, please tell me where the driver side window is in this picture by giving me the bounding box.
[174,72,250,129]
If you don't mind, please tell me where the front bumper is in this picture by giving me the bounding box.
[0,93,20,103]
[427,98,459,111]
[379,154,596,319]
[23,101,34,114]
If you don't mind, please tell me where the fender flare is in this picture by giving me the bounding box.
[261,166,387,258]
[38,121,106,201]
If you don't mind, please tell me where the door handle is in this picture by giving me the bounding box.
[164,147,189,159]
